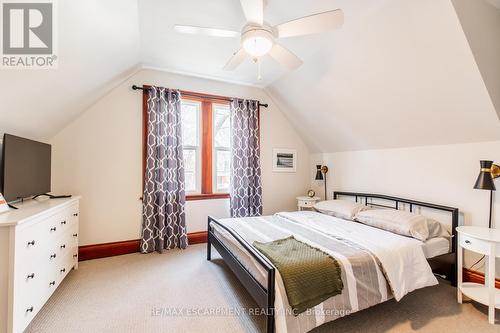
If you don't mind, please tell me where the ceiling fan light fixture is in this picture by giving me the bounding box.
[241,29,273,57]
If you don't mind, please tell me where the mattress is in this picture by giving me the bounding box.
[212,223,449,289]
[421,237,451,258]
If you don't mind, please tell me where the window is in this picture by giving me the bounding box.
[181,101,201,193]
[142,89,257,201]
[180,96,231,200]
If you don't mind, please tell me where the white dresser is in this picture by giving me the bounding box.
[0,197,80,333]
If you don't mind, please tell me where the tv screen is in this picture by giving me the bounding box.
[1,134,51,202]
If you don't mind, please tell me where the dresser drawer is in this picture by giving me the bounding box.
[43,252,76,300]
[16,205,78,259]
[459,234,491,255]
[56,252,77,284]
[12,297,39,333]
[16,213,60,257]
[58,203,79,233]
[12,268,48,333]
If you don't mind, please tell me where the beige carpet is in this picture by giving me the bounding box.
[26,244,499,333]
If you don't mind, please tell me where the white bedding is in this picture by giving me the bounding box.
[212,211,442,333]
[276,211,438,301]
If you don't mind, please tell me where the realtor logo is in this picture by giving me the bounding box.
[1,0,57,68]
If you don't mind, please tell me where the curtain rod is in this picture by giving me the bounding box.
[132,85,268,108]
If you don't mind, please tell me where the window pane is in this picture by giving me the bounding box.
[183,149,197,192]
[215,149,231,191]
[181,101,200,147]
[214,104,230,148]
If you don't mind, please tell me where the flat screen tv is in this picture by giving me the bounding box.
[1,134,51,202]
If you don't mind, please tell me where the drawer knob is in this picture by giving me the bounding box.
[61,221,67,225]
[60,244,66,249]
[73,233,78,237]
[50,227,57,232]
[73,213,78,217]
[60,268,66,273]
[27,240,36,246]
[73,254,78,258]
[465,240,471,244]
[27,273,35,279]
[26,306,34,313]
[49,281,55,286]
[50,253,57,259]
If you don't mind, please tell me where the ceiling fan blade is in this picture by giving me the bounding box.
[240,0,264,25]
[223,48,247,70]
[275,9,344,38]
[174,25,239,38]
[268,44,303,70]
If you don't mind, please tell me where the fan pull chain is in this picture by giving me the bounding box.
[252,57,263,81]
[257,57,262,81]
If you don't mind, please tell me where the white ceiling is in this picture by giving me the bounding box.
[138,0,383,87]
[267,0,500,152]
[1,0,499,152]
[0,0,141,140]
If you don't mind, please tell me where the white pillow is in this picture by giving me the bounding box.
[354,209,450,241]
[313,199,368,220]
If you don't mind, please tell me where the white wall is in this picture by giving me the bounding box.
[311,141,500,273]
[50,69,311,245]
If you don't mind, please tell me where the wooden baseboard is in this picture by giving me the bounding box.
[78,231,208,261]
[463,268,500,289]
[188,231,208,244]
[78,239,140,261]
[78,241,500,287]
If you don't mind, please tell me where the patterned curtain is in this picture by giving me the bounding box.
[230,98,263,217]
[140,86,188,253]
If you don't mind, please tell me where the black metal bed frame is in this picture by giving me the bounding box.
[207,191,460,333]
[207,216,276,333]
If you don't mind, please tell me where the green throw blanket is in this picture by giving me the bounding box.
[253,236,343,315]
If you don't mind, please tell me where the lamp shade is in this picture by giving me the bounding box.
[315,165,324,180]
[474,160,496,191]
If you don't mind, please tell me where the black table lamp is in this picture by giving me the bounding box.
[473,160,500,228]
[315,165,329,200]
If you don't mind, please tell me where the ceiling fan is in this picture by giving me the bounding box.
[174,0,343,76]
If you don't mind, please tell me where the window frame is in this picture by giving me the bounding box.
[178,94,231,201]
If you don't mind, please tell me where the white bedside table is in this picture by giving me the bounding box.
[296,196,320,211]
[457,226,500,324]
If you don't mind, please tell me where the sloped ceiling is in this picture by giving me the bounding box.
[451,0,500,122]
[266,0,500,152]
[1,0,499,153]
[0,0,141,140]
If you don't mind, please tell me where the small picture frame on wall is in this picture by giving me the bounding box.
[273,149,297,173]
[0,193,9,214]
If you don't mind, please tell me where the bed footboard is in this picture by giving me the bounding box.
[207,216,276,333]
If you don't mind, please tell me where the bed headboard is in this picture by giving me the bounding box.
[333,191,459,254]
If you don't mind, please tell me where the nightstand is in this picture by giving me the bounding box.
[457,226,500,324]
[296,196,320,211]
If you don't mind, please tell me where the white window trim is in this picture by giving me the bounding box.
[213,147,231,193]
